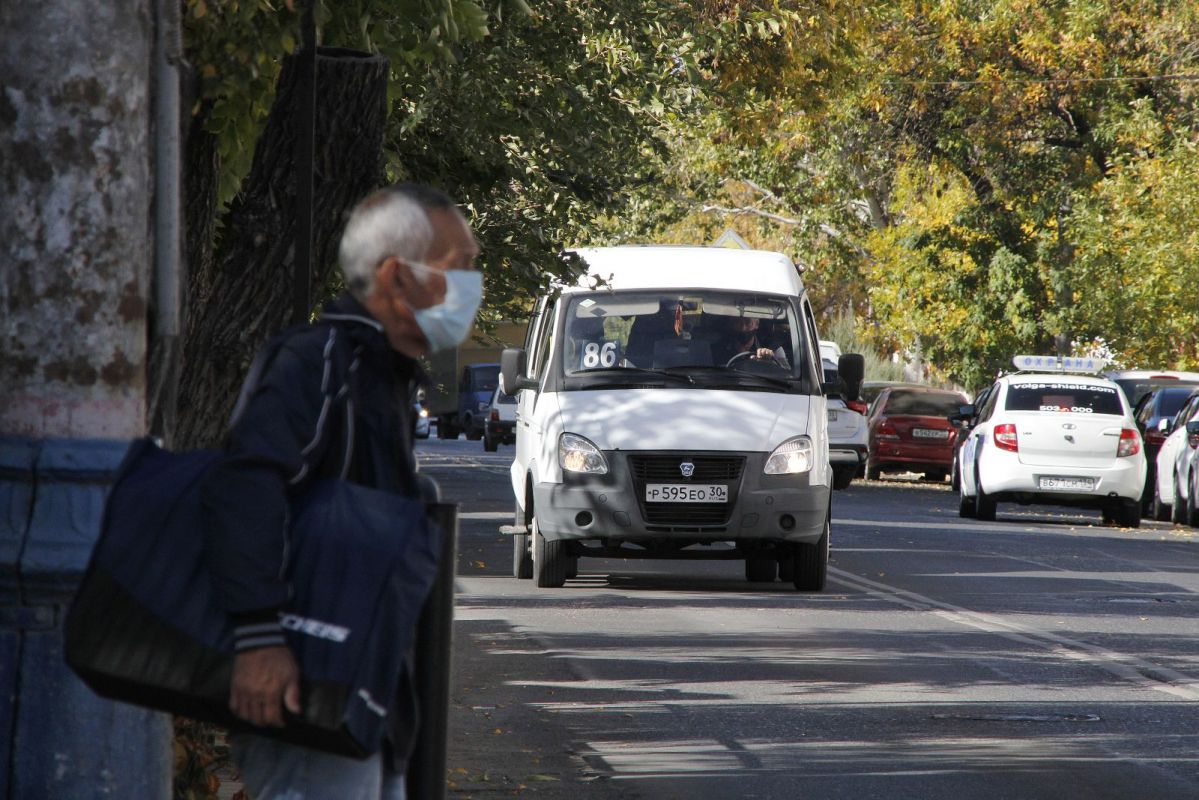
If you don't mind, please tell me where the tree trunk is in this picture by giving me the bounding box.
[175,48,390,448]
[0,1,152,439]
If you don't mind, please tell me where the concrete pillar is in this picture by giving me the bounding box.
[0,1,173,797]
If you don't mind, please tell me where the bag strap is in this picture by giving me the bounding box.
[226,324,360,484]
[227,337,288,431]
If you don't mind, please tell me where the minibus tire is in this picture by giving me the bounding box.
[792,520,828,592]
[533,518,567,588]
[778,551,796,582]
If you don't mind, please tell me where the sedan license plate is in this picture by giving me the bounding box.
[645,484,728,503]
[1038,476,1095,492]
[912,428,950,439]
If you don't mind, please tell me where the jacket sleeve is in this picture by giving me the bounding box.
[201,338,331,650]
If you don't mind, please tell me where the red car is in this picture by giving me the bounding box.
[866,387,969,482]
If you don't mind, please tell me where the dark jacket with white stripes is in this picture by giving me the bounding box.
[203,292,423,641]
[202,293,424,763]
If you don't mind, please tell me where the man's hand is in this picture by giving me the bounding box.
[753,347,775,360]
[230,645,301,728]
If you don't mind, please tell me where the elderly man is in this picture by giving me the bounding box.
[202,183,481,799]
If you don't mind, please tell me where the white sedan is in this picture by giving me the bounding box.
[1150,389,1199,521]
[958,359,1146,527]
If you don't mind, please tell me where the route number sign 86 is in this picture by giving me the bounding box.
[579,340,620,369]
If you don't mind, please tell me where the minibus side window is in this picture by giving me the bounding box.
[801,300,823,393]
[527,302,555,382]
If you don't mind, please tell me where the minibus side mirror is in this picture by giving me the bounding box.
[837,353,865,402]
[500,348,538,395]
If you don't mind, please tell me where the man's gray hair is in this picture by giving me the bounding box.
[338,183,457,298]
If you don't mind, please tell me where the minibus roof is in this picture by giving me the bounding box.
[563,246,804,297]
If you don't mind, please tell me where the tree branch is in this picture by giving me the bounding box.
[699,203,800,225]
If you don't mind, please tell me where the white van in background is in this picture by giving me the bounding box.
[500,246,864,590]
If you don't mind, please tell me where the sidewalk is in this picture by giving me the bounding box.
[447,616,630,799]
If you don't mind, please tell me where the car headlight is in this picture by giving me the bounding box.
[418,407,428,418]
[478,401,490,411]
[559,433,609,475]
[764,435,814,475]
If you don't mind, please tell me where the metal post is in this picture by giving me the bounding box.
[1,438,173,799]
[293,0,317,324]
[407,502,458,800]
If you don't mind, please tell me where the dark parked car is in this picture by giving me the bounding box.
[1133,385,1199,512]
[1104,370,1199,409]
[867,387,969,481]
[861,380,926,414]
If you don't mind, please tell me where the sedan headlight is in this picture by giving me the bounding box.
[559,433,609,475]
[764,435,814,475]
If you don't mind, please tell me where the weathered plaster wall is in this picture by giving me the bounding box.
[0,2,152,438]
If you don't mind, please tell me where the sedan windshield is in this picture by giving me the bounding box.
[883,390,967,417]
[1006,382,1123,415]
[561,290,807,391]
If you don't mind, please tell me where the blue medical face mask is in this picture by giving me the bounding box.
[405,260,484,352]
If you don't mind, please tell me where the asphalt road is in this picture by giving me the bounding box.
[420,437,1199,800]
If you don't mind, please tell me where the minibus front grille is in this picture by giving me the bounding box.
[629,455,745,482]
[628,453,744,527]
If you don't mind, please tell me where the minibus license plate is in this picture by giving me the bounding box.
[646,484,728,503]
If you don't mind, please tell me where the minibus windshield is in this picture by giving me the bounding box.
[560,291,807,391]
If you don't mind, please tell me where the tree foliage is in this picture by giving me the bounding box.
[179,0,1199,393]
[380,1,704,327]
[639,0,1199,389]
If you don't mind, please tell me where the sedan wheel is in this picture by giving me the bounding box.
[1111,499,1142,529]
[1152,481,1171,522]
[831,466,855,490]
[958,472,976,518]
[1188,484,1199,528]
[1171,482,1188,525]
[974,481,997,522]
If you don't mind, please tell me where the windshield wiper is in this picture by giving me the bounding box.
[661,366,795,390]
[569,367,694,385]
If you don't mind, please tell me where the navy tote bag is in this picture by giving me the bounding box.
[64,437,442,757]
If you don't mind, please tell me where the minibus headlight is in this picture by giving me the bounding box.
[559,433,609,475]
[764,436,814,475]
